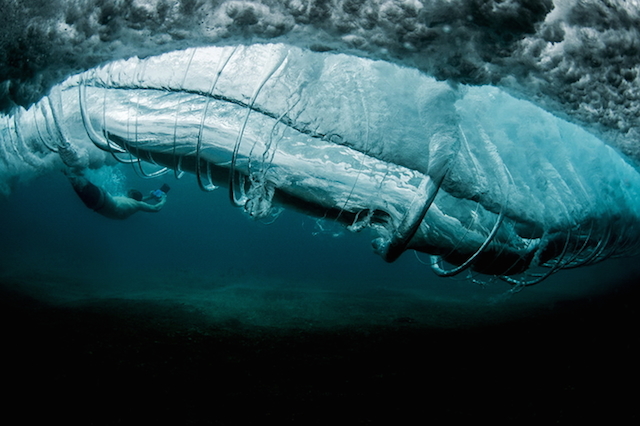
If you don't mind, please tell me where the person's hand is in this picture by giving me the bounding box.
[155,193,167,207]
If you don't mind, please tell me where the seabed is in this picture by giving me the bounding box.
[2,272,639,424]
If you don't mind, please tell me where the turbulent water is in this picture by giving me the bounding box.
[4,41,640,288]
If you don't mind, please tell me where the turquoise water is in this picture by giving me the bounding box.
[3,166,639,324]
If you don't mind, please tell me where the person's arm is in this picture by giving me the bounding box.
[142,192,155,202]
[136,194,167,212]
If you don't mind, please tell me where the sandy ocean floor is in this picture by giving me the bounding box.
[2,268,639,424]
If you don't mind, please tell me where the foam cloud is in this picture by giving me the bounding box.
[0,0,638,162]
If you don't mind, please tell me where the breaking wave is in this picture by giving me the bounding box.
[3,43,640,285]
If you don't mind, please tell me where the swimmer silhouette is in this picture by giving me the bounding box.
[58,142,167,220]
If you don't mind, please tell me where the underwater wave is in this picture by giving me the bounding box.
[3,43,640,286]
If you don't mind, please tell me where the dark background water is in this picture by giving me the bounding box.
[1,167,639,423]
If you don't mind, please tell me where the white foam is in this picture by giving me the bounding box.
[0,1,639,162]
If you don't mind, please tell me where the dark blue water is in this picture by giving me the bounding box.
[1,167,639,423]
[3,165,637,315]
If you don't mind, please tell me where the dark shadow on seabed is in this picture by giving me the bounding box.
[1,276,638,424]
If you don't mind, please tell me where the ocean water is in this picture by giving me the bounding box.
[1,164,639,423]
[3,1,640,423]
[3,164,639,325]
